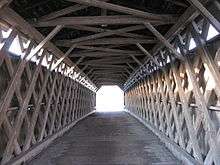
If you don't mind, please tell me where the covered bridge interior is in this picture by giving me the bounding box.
[0,0,219,164]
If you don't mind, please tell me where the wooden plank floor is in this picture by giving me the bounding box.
[28,111,180,165]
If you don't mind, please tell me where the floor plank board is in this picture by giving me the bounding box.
[28,111,180,165]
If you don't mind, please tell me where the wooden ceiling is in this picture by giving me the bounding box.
[10,0,189,88]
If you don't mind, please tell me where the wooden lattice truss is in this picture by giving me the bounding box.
[0,11,95,165]
[125,37,220,164]
[123,1,220,165]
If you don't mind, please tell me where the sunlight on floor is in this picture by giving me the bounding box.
[96,85,124,112]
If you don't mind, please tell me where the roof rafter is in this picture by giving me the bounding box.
[66,0,178,21]
[33,15,176,27]
[81,59,135,65]
[69,51,143,58]
[55,25,147,45]
[75,45,141,54]
[39,4,88,21]
[56,37,157,47]
[38,0,110,21]
[86,64,128,68]
[67,25,152,39]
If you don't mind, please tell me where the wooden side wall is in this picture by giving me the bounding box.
[125,38,220,164]
[124,1,220,163]
[0,21,96,164]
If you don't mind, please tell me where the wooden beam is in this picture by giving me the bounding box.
[121,72,129,79]
[51,44,77,71]
[96,82,124,85]
[4,112,94,165]
[93,71,125,74]
[56,38,157,47]
[125,68,132,74]
[129,55,142,66]
[81,38,157,45]
[144,22,184,61]
[33,15,175,27]
[0,0,13,9]
[96,74,126,80]
[0,7,95,88]
[95,77,125,81]
[126,63,135,71]
[82,56,131,63]
[93,69,127,73]
[56,25,147,45]
[0,50,50,163]
[94,74,125,78]
[82,59,134,65]
[67,57,85,74]
[98,82,122,85]
[95,77,124,81]
[149,1,208,59]
[75,45,141,54]
[81,64,89,72]
[87,64,127,68]
[136,43,160,66]
[186,0,220,33]
[39,0,110,21]
[66,0,177,22]
[69,51,143,57]
[85,68,94,76]
[93,68,126,72]
[27,25,63,60]
[39,4,88,21]
[96,75,126,79]
[75,64,89,79]
[67,25,105,33]
[67,25,152,39]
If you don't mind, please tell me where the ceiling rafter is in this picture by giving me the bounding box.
[187,0,220,33]
[7,0,194,87]
[39,4,88,21]
[33,15,176,27]
[87,64,128,68]
[69,51,144,58]
[74,45,141,54]
[81,56,131,63]
[81,59,135,65]
[67,25,150,39]
[56,37,157,47]
[55,25,148,45]
[66,0,178,21]
[38,0,110,21]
